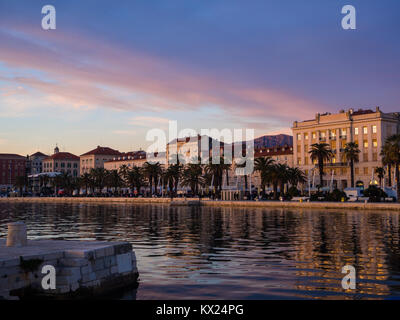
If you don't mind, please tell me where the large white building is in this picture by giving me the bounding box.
[292,107,400,189]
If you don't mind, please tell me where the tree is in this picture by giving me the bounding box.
[107,169,123,195]
[383,135,400,202]
[287,167,307,187]
[14,175,27,196]
[143,162,163,196]
[79,172,93,195]
[90,168,108,195]
[381,142,394,187]
[309,143,333,189]
[375,166,385,188]
[181,164,204,195]
[254,157,275,194]
[125,166,145,195]
[343,142,360,188]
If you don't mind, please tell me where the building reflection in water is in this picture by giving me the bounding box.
[1,202,400,299]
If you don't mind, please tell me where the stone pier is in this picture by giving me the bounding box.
[0,239,139,299]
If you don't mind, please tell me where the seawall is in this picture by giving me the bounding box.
[1,197,400,211]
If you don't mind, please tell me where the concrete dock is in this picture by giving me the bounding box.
[0,239,138,300]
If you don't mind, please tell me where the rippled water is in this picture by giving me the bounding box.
[1,202,400,299]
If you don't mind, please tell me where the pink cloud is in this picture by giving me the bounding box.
[0,26,326,125]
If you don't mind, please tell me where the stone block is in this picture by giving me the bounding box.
[94,248,106,259]
[116,253,133,273]
[64,249,94,260]
[59,258,88,267]
[59,267,81,278]
[56,285,70,294]
[1,258,20,268]
[104,246,114,256]
[81,272,96,283]
[104,255,116,268]
[42,251,64,261]
[80,265,92,275]
[91,258,105,271]
[95,268,110,279]
[70,282,79,292]
[110,266,118,274]
[114,243,132,255]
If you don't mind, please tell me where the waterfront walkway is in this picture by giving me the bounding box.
[1,197,400,211]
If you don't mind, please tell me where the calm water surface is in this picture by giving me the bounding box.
[1,202,400,300]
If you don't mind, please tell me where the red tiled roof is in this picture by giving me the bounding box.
[44,152,80,161]
[30,152,48,157]
[0,153,26,160]
[80,146,121,157]
[104,151,146,163]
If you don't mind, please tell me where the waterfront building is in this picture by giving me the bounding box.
[292,107,400,189]
[0,154,26,191]
[104,150,147,171]
[42,146,80,177]
[26,152,48,175]
[80,146,121,175]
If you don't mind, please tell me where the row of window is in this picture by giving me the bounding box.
[297,153,378,165]
[44,162,78,169]
[303,167,373,176]
[297,125,378,141]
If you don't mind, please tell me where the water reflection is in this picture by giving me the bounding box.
[1,202,400,299]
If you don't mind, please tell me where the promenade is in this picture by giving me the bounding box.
[1,197,400,211]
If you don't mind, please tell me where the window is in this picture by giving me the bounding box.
[363,153,368,161]
[363,126,368,134]
[373,139,377,148]
[297,158,301,165]
[332,157,336,164]
[355,128,359,135]
[320,131,326,138]
[372,125,377,134]
[304,133,308,140]
[364,167,368,175]
[304,157,308,165]
[355,168,359,175]
[61,163,65,168]
[341,128,347,136]
[373,153,378,161]
[67,163,71,168]
[297,133,301,141]
[312,132,316,139]
[363,140,368,148]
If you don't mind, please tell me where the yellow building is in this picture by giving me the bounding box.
[292,107,400,189]
[42,146,80,177]
[80,146,122,175]
[104,151,147,171]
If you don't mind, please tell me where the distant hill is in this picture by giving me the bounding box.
[253,134,293,149]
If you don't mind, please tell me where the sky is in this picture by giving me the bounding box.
[0,0,399,156]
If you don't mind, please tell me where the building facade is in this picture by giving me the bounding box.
[0,154,27,191]
[27,152,48,175]
[80,146,121,175]
[104,151,147,171]
[42,146,80,177]
[292,107,400,189]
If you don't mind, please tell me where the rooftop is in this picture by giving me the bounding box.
[44,152,80,161]
[255,145,293,158]
[105,150,147,163]
[0,154,26,160]
[80,146,121,157]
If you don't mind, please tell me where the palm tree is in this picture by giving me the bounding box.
[309,143,333,189]
[165,164,182,196]
[375,166,385,188]
[107,170,123,195]
[90,168,108,195]
[381,142,393,187]
[143,162,162,196]
[204,157,228,196]
[14,175,27,196]
[80,172,93,195]
[342,142,360,188]
[383,135,400,201]
[254,157,275,194]
[125,166,145,195]
[276,164,289,196]
[287,167,307,187]
[181,164,204,195]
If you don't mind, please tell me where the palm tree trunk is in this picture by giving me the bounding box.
[388,164,392,187]
[350,160,354,188]
[396,163,400,203]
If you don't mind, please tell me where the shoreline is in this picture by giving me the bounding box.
[1,197,400,211]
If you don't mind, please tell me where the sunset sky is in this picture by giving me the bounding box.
[0,0,399,156]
